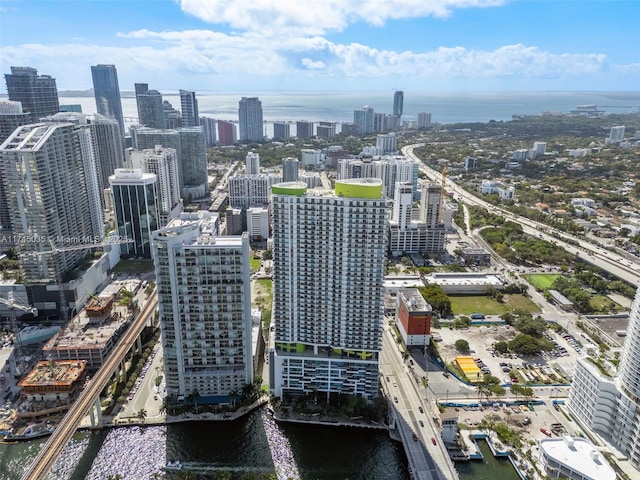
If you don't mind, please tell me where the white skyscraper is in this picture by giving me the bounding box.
[228,174,281,209]
[269,179,389,400]
[151,212,253,404]
[90,114,125,193]
[245,151,260,175]
[0,123,103,281]
[608,125,625,144]
[128,146,182,226]
[339,156,419,200]
[568,284,640,471]
[388,181,445,256]
[376,133,397,154]
[417,112,432,129]
[353,106,375,134]
[391,182,414,230]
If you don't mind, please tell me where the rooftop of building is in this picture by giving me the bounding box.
[461,248,490,255]
[18,360,87,388]
[397,289,431,312]
[157,211,219,236]
[383,276,424,291]
[424,272,503,285]
[539,437,616,480]
[43,294,130,351]
[109,168,156,183]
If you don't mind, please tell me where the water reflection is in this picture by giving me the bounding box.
[2,408,410,480]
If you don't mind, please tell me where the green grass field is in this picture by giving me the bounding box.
[450,294,541,316]
[250,255,261,271]
[589,295,623,313]
[111,259,155,274]
[522,273,562,291]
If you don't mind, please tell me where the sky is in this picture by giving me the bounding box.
[1,0,639,93]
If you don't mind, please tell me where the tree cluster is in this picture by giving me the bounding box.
[419,284,452,316]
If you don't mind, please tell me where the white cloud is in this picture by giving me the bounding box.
[301,58,326,70]
[1,27,630,91]
[178,0,508,36]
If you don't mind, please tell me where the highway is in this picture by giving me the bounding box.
[402,144,640,286]
[380,322,458,480]
[21,292,158,480]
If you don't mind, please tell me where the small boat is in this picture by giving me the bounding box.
[5,423,54,441]
[164,461,183,471]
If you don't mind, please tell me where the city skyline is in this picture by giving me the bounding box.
[0,1,639,92]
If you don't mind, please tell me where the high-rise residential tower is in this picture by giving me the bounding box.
[569,286,640,470]
[296,121,313,139]
[245,151,260,175]
[217,120,236,146]
[5,67,59,120]
[127,146,182,227]
[0,123,103,281]
[273,122,290,140]
[420,182,446,253]
[238,97,263,142]
[151,212,253,404]
[179,90,199,128]
[393,90,404,117]
[608,125,625,144]
[177,126,208,197]
[316,121,336,139]
[136,86,165,129]
[200,117,217,146]
[281,157,299,182]
[417,112,432,129]
[90,114,125,194]
[353,106,374,134]
[0,101,31,232]
[91,65,125,136]
[269,179,389,400]
[131,126,206,197]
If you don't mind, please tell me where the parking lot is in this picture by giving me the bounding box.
[434,322,582,386]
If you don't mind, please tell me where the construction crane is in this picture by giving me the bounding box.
[0,291,37,377]
[30,236,134,322]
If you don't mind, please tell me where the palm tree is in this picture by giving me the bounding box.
[242,383,254,402]
[504,409,512,426]
[159,397,169,416]
[187,389,200,414]
[229,389,239,408]
[136,408,147,424]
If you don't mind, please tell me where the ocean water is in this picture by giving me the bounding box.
[56,90,640,126]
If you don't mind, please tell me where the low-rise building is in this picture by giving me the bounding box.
[548,290,574,311]
[422,273,503,294]
[479,180,515,200]
[42,295,131,370]
[538,436,615,480]
[460,248,491,266]
[17,360,87,419]
[395,289,432,347]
